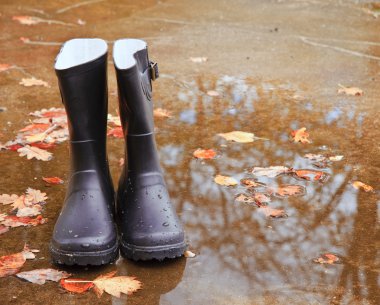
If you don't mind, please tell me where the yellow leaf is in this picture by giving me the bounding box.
[214,175,238,186]
[218,131,260,143]
[93,272,142,298]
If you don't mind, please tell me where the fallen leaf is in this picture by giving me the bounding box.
[193,148,217,159]
[154,108,172,118]
[304,153,325,162]
[12,16,74,26]
[206,90,220,97]
[0,194,19,205]
[0,64,12,72]
[107,114,121,126]
[11,195,30,211]
[292,169,330,183]
[30,142,56,150]
[351,181,374,192]
[16,268,70,285]
[19,123,50,133]
[240,178,266,188]
[184,250,196,258]
[25,132,47,143]
[1,215,47,228]
[218,131,265,143]
[214,175,238,186]
[189,57,208,63]
[0,225,9,235]
[338,84,363,96]
[313,253,340,264]
[269,185,306,197]
[26,188,47,204]
[258,206,287,218]
[60,278,94,293]
[107,127,124,138]
[0,245,35,278]
[329,155,344,162]
[235,194,257,204]
[17,145,53,161]
[30,108,66,118]
[93,271,142,298]
[16,205,42,217]
[291,127,311,144]
[42,177,64,185]
[235,193,271,206]
[19,77,49,87]
[251,166,291,178]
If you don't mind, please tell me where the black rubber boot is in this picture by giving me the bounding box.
[113,39,186,261]
[50,39,118,265]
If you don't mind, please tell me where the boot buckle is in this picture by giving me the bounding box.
[149,61,159,81]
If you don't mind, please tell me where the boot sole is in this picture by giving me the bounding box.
[50,242,119,266]
[120,240,187,261]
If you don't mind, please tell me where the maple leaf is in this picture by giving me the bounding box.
[93,271,142,298]
[184,250,196,258]
[154,108,172,118]
[0,194,19,205]
[17,145,53,161]
[292,169,330,183]
[19,77,49,87]
[42,177,64,185]
[258,206,287,218]
[270,185,306,198]
[206,90,220,97]
[313,253,340,265]
[16,269,70,285]
[218,131,266,143]
[60,278,94,293]
[291,127,311,143]
[107,127,124,138]
[251,166,291,178]
[214,175,238,186]
[0,245,35,278]
[1,215,47,228]
[240,178,266,188]
[0,64,13,72]
[337,84,363,96]
[26,188,47,204]
[193,148,217,159]
[351,181,374,192]
[189,57,208,63]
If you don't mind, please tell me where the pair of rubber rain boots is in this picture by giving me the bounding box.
[50,38,186,265]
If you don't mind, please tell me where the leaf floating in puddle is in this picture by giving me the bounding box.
[270,185,306,197]
[313,253,340,265]
[42,177,64,185]
[184,250,196,258]
[251,166,291,178]
[338,84,363,96]
[235,194,257,204]
[206,90,220,97]
[291,127,311,144]
[154,108,172,118]
[240,178,266,188]
[235,193,271,205]
[189,57,208,63]
[214,175,238,186]
[258,206,287,218]
[351,181,374,192]
[60,278,94,293]
[16,268,71,285]
[292,169,329,183]
[218,131,265,143]
[19,77,49,87]
[193,148,217,159]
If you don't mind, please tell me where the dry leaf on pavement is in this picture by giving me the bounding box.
[19,77,49,87]
[291,127,311,143]
[351,181,374,192]
[193,148,217,159]
[42,177,64,185]
[214,175,238,186]
[251,166,291,178]
[338,84,363,96]
[26,188,47,204]
[17,145,53,161]
[16,268,71,285]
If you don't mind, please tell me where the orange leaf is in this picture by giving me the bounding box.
[293,169,329,183]
[42,177,64,185]
[351,181,374,192]
[291,127,311,143]
[60,278,94,293]
[193,148,217,159]
[240,178,266,188]
[1,215,47,228]
[0,246,35,277]
[107,127,124,138]
[214,175,238,186]
[19,123,50,133]
[30,142,56,150]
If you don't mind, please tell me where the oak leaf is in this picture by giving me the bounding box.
[19,77,49,87]
[338,84,363,96]
[251,166,291,178]
[17,145,53,161]
[26,188,47,204]
[214,175,238,186]
[351,181,374,192]
[17,268,70,285]
[16,205,42,217]
[193,148,217,159]
[42,177,64,185]
[291,127,311,143]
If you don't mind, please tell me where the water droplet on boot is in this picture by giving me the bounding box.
[68,230,72,233]
[162,222,169,227]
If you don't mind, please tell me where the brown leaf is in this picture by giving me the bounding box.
[291,127,311,143]
[17,268,71,285]
[338,84,363,96]
[214,175,238,186]
[0,194,19,205]
[42,177,64,185]
[313,253,340,264]
[351,181,374,192]
[218,131,264,143]
[19,77,49,87]
[270,185,306,197]
[240,178,266,188]
[60,278,94,293]
[251,166,291,178]
[17,145,53,161]
[107,127,124,138]
[193,148,217,159]
[258,206,287,218]
[154,108,172,118]
[0,246,35,278]
[293,169,330,183]
[93,271,142,298]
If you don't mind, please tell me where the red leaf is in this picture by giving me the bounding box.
[60,278,94,293]
[41,109,66,118]
[107,127,123,138]
[7,144,23,151]
[193,148,217,159]
[42,177,64,185]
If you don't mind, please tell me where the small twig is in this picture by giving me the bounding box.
[56,0,105,14]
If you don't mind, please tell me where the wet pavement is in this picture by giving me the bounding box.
[0,0,379,304]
